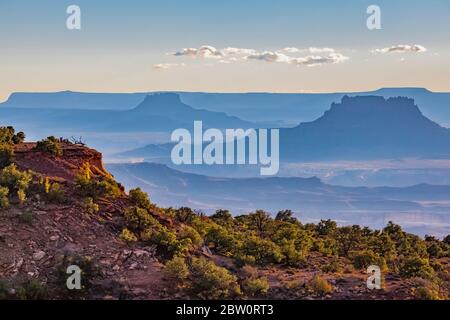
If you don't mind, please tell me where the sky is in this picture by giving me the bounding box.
[1,0,450,102]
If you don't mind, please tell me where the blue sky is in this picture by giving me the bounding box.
[1,0,449,100]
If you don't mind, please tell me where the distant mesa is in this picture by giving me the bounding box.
[281,95,450,160]
[118,95,450,162]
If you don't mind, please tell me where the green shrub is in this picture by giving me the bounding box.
[165,256,190,281]
[129,187,151,209]
[46,183,66,203]
[82,197,99,215]
[0,164,32,192]
[120,228,138,243]
[0,126,25,145]
[275,209,297,223]
[175,207,196,223]
[178,225,202,247]
[308,275,332,297]
[12,131,25,144]
[0,186,9,209]
[17,189,26,205]
[350,250,386,270]
[312,238,339,256]
[15,280,48,300]
[35,136,62,156]
[238,236,283,265]
[316,219,338,236]
[75,174,121,200]
[205,226,236,255]
[210,209,234,227]
[234,253,257,267]
[124,206,158,232]
[321,259,343,273]
[189,257,241,299]
[0,279,9,299]
[143,225,189,256]
[399,257,435,279]
[241,210,272,234]
[413,286,440,300]
[0,144,14,169]
[443,235,450,245]
[426,242,444,258]
[279,239,307,267]
[242,277,269,297]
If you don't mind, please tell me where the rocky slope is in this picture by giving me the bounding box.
[0,142,177,299]
[0,141,448,300]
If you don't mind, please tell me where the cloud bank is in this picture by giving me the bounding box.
[156,45,349,69]
[372,44,427,54]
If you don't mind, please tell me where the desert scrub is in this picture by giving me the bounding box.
[45,182,66,203]
[75,175,121,199]
[0,126,25,168]
[0,144,14,169]
[129,187,152,209]
[279,238,307,268]
[308,275,333,297]
[0,186,9,209]
[205,226,236,255]
[120,228,138,243]
[34,136,63,156]
[242,277,270,297]
[124,206,158,232]
[15,280,48,300]
[0,279,10,299]
[350,250,387,271]
[142,225,190,256]
[189,257,241,299]
[413,286,441,300]
[321,259,343,273]
[178,225,202,247]
[165,256,190,282]
[236,236,284,265]
[399,256,436,280]
[0,164,32,193]
[82,197,99,215]
[75,165,122,200]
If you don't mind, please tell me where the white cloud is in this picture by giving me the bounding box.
[308,47,336,54]
[279,47,305,54]
[222,47,257,55]
[289,53,349,67]
[247,51,348,67]
[163,45,349,68]
[173,45,223,59]
[153,63,185,70]
[279,47,336,54]
[246,51,292,63]
[372,44,427,54]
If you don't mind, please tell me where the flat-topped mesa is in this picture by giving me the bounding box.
[282,95,450,160]
[13,142,110,182]
[140,92,182,106]
[132,93,187,114]
[326,95,422,121]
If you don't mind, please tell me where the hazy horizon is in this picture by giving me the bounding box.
[2,0,450,101]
